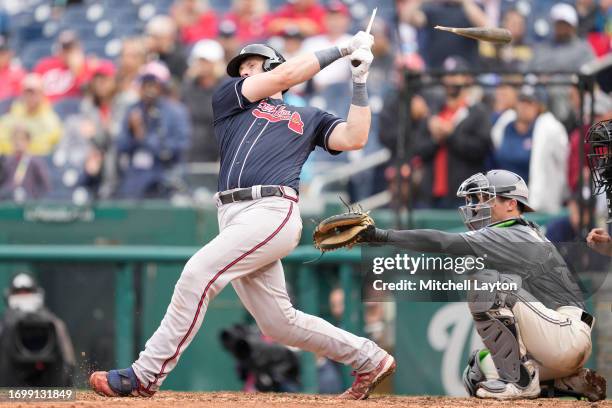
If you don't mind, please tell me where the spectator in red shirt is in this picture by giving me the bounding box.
[267,0,327,37]
[0,36,25,103]
[170,0,219,45]
[33,30,97,103]
[223,0,271,43]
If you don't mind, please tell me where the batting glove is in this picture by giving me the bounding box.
[339,31,374,56]
[350,48,374,83]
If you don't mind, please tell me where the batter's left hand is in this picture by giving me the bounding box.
[350,48,374,83]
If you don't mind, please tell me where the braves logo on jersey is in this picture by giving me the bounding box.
[252,101,304,135]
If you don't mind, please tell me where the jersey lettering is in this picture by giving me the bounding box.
[252,101,304,135]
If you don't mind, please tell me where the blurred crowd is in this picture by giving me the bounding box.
[0,0,609,214]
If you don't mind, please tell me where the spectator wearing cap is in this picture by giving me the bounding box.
[0,74,62,156]
[267,0,327,37]
[223,0,271,43]
[480,9,533,72]
[145,16,189,82]
[0,36,25,103]
[528,3,596,129]
[401,0,490,70]
[491,85,567,213]
[300,0,352,92]
[411,56,492,208]
[181,40,224,163]
[170,0,218,45]
[217,19,241,65]
[115,62,191,198]
[528,3,596,73]
[0,126,51,201]
[33,30,97,103]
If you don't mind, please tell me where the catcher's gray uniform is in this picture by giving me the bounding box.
[383,219,593,381]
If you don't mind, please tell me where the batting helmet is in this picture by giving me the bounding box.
[226,44,286,77]
[456,170,534,230]
[586,119,612,195]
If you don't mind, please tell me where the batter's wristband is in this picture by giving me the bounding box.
[315,47,343,70]
[351,82,368,107]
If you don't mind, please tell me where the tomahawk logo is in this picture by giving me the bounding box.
[252,101,304,135]
[288,112,304,134]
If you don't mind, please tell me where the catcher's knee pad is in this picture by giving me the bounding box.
[467,270,530,385]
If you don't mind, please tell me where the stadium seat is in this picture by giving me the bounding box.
[86,3,105,22]
[138,4,157,22]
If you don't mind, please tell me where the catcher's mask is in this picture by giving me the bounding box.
[226,44,286,78]
[586,119,612,195]
[456,170,534,231]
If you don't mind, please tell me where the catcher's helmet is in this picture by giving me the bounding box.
[586,119,612,195]
[226,44,286,77]
[456,170,534,230]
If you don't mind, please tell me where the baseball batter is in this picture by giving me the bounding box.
[358,170,606,401]
[90,33,396,399]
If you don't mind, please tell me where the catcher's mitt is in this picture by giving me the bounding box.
[313,209,374,251]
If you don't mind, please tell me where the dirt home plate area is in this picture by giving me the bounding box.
[0,392,610,408]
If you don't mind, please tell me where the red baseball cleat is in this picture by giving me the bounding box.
[339,354,397,400]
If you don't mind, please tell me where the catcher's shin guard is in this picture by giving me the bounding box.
[468,270,531,387]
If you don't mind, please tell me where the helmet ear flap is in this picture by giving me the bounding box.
[263,59,273,72]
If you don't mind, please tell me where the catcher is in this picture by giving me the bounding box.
[315,169,606,401]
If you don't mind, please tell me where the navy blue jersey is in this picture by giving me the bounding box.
[212,77,343,192]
